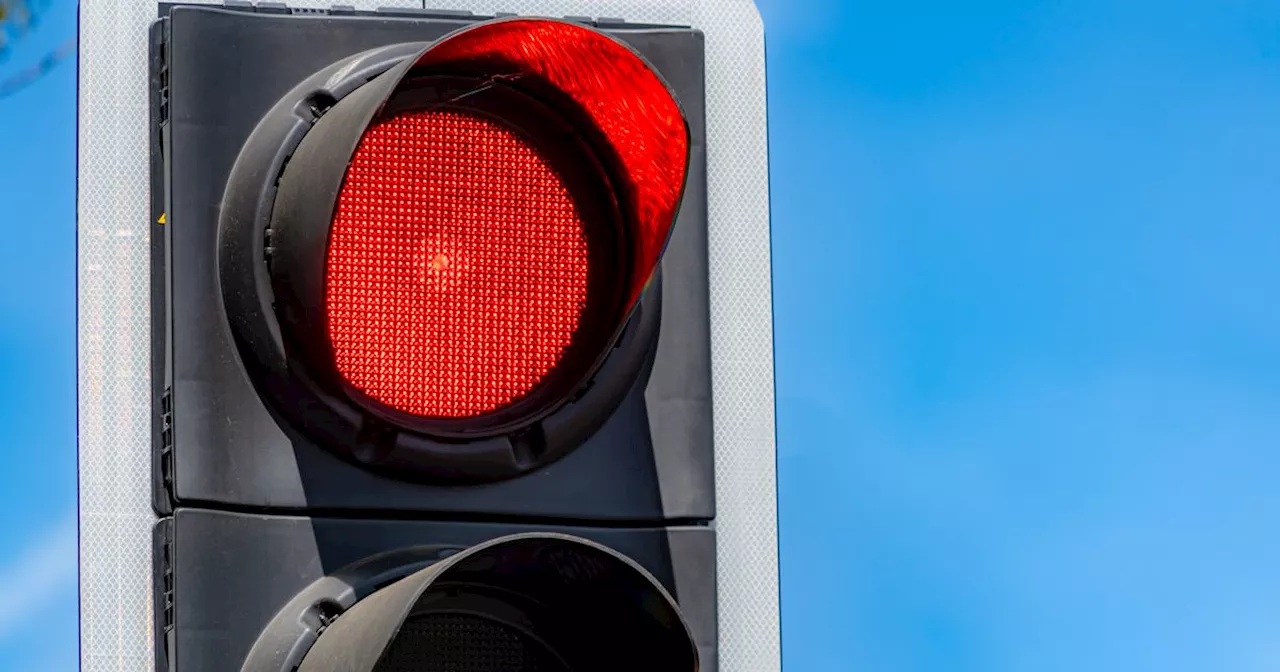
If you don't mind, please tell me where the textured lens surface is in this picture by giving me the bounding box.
[326,109,590,419]
[374,614,567,672]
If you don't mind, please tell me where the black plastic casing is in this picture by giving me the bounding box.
[152,4,712,523]
[153,510,717,672]
[150,4,716,671]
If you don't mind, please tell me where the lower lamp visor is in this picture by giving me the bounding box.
[296,533,698,672]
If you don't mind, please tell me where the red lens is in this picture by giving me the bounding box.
[325,109,590,419]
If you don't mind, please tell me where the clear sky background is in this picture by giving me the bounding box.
[0,0,1278,670]
[0,0,79,669]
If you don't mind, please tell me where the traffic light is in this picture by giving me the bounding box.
[78,2,778,671]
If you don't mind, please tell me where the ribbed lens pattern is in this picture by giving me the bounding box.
[374,614,566,672]
[326,109,590,419]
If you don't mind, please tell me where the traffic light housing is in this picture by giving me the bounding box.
[150,5,717,670]
[79,1,778,671]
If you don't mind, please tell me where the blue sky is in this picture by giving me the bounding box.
[1,0,1278,670]
[762,0,1280,670]
[0,0,79,668]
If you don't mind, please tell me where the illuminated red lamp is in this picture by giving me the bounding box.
[326,109,592,419]
[258,17,690,441]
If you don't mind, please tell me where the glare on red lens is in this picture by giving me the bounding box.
[325,109,590,419]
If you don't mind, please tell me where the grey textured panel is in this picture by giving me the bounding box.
[78,1,776,670]
[687,6,780,671]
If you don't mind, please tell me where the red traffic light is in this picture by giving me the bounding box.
[130,6,741,671]
[316,18,692,425]
[219,16,692,477]
[327,108,595,420]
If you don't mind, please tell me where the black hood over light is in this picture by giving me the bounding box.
[282,535,697,672]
